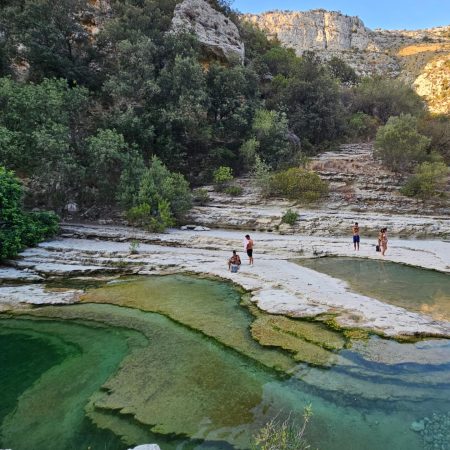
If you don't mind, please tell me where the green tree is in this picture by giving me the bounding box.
[85,129,134,203]
[2,0,99,86]
[267,52,347,151]
[418,115,450,164]
[252,109,296,168]
[213,166,234,191]
[374,114,431,172]
[350,77,424,123]
[347,112,379,140]
[136,156,192,220]
[327,56,359,84]
[0,166,59,259]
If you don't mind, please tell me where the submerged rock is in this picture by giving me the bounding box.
[128,445,161,450]
[410,420,425,432]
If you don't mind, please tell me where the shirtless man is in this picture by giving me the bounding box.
[228,250,241,273]
[245,234,254,265]
[352,222,360,251]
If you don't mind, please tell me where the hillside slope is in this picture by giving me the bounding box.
[243,10,450,114]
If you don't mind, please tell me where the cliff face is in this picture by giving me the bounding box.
[243,10,450,114]
[171,0,245,63]
[244,10,374,52]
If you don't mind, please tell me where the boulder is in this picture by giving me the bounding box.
[171,0,244,63]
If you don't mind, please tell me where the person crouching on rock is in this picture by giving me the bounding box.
[228,250,241,273]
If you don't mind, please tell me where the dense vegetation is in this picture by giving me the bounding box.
[0,167,59,259]
[0,0,448,233]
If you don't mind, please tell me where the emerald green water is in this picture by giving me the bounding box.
[297,257,450,320]
[1,275,449,450]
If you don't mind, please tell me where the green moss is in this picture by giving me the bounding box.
[250,314,343,366]
[81,275,295,372]
[8,304,271,448]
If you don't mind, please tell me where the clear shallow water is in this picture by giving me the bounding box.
[297,257,450,320]
[1,275,449,450]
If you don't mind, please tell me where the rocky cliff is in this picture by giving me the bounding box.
[171,0,245,63]
[243,10,450,114]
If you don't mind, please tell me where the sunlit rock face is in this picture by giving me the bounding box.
[171,0,245,63]
[244,9,375,52]
[243,10,450,113]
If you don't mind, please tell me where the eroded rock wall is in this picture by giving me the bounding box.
[243,10,450,113]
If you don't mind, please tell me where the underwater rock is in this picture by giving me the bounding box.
[128,445,161,450]
[410,420,425,432]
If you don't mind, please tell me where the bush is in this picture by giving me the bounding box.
[224,185,243,196]
[350,77,425,123]
[269,168,329,202]
[193,188,211,205]
[401,162,448,199]
[0,166,59,259]
[418,115,450,164]
[374,114,431,172]
[252,155,273,198]
[129,240,140,254]
[347,112,379,140]
[133,156,192,221]
[126,201,175,233]
[213,166,233,191]
[281,209,299,225]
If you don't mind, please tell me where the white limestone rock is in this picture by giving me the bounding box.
[171,0,244,62]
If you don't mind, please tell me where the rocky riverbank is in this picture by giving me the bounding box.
[1,223,449,339]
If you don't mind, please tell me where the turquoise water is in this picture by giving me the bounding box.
[1,275,449,450]
[297,257,450,320]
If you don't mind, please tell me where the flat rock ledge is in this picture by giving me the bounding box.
[0,224,449,339]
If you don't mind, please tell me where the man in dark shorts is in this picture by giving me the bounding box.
[245,234,254,265]
[352,222,360,251]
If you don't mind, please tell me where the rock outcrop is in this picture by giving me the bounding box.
[171,0,244,63]
[243,10,450,113]
[244,10,375,52]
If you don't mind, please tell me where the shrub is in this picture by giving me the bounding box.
[374,114,430,172]
[269,168,329,202]
[418,115,450,164]
[134,156,192,221]
[239,138,260,171]
[401,161,448,199]
[281,209,299,225]
[350,77,425,123]
[126,201,174,233]
[252,405,314,450]
[0,166,59,259]
[347,112,379,140]
[129,240,140,254]
[213,166,233,191]
[252,155,273,198]
[224,185,243,196]
[193,188,211,205]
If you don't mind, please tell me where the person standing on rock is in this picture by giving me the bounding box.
[352,222,360,251]
[380,228,388,256]
[245,234,254,265]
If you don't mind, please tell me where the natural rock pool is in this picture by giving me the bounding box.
[1,274,449,450]
[296,257,450,321]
